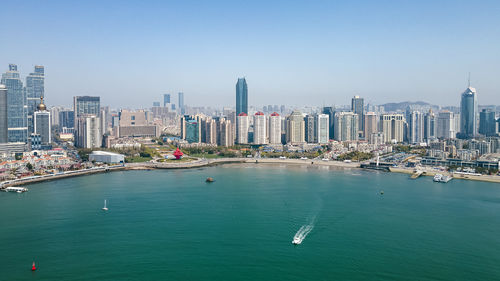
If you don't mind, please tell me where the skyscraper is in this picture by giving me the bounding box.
[74,96,101,119]
[1,64,27,143]
[33,96,51,145]
[286,110,305,144]
[26,65,44,135]
[236,78,248,115]
[334,112,359,141]
[76,115,101,148]
[322,107,335,140]
[351,95,364,137]
[217,118,234,147]
[408,111,424,144]
[364,112,378,139]
[268,112,281,144]
[459,86,478,139]
[253,112,267,144]
[74,96,101,147]
[304,114,316,143]
[163,94,171,107]
[236,113,249,144]
[180,115,201,143]
[0,84,7,143]
[316,114,329,144]
[380,114,405,143]
[436,111,456,139]
[178,92,185,114]
[424,109,437,143]
[59,110,75,133]
[479,109,496,136]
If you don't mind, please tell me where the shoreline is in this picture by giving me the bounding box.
[1,157,499,188]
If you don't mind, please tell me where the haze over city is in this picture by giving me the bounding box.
[1,0,500,108]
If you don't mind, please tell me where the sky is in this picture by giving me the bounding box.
[1,0,499,108]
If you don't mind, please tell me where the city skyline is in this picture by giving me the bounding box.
[1,0,499,107]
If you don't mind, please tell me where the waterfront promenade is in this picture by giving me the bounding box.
[1,157,499,188]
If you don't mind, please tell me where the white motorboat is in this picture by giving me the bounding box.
[292,237,302,245]
[102,199,108,211]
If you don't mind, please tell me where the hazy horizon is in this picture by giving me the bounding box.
[1,0,499,108]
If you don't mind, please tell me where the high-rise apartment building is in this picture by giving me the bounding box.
[236,113,249,144]
[202,118,217,144]
[436,111,456,139]
[1,64,27,143]
[236,78,248,115]
[352,96,364,136]
[217,118,234,147]
[268,112,281,144]
[364,112,378,139]
[0,85,7,143]
[479,109,496,136]
[26,66,44,135]
[253,112,267,144]
[380,114,405,143]
[286,110,305,144]
[305,114,316,143]
[76,115,101,148]
[316,114,329,144]
[334,112,359,141]
[459,86,478,139]
[408,111,424,144]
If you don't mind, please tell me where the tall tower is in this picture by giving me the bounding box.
[0,84,7,143]
[268,112,282,144]
[351,95,364,137]
[236,78,248,115]
[178,92,184,114]
[1,64,27,143]
[459,86,478,139]
[26,65,45,135]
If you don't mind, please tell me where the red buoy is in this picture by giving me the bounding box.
[32,261,36,271]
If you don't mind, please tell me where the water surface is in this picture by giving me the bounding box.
[1,164,499,280]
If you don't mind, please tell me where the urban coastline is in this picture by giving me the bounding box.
[2,155,499,190]
[0,66,499,191]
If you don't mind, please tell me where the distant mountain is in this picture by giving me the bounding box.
[380,101,437,112]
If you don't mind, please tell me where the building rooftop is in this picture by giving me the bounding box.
[90,151,124,156]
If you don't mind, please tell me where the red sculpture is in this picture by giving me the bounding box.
[173,148,183,160]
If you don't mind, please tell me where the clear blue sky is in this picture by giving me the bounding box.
[1,0,499,108]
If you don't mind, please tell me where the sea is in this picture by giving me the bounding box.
[1,164,500,280]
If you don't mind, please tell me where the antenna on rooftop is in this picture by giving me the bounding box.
[467,72,471,88]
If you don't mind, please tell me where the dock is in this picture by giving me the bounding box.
[410,170,424,179]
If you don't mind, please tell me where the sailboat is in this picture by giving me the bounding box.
[102,200,108,211]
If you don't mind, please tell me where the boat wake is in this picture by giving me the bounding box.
[292,222,314,245]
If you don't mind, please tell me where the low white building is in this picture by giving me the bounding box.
[89,151,124,163]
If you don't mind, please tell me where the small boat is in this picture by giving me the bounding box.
[32,261,36,271]
[433,174,452,183]
[102,200,108,211]
[206,177,215,183]
[292,237,302,245]
[380,190,384,195]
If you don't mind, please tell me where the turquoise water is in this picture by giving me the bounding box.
[1,164,500,281]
